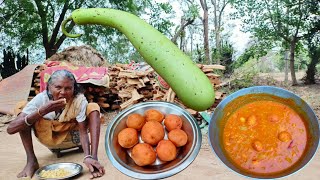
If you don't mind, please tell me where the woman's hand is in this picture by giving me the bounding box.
[83,158,105,179]
[41,99,67,115]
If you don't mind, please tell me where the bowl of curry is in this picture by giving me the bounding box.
[208,86,319,179]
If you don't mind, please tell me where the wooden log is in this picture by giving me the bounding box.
[169,89,176,102]
[215,91,223,99]
[30,87,36,92]
[140,90,153,98]
[86,94,94,100]
[97,97,107,102]
[121,70,152,77]
[115,63,127,68]
[202,68,215,73]
[108,70,120,76]
[34,69,41,74]
[33,78,40,83]
[34,82,40,87]
[186,109,198,116]
[202,64,226,70]
[120,89,143,109]
[28,96,35,101]
[209,77,221,85]
[206,73,220,78]
[138,78,146,88]
[109,82,117,88]
[98,102,110,108]
[111,104,121,110]
[118,89,133,99]
[116,78,126,88]
[163,88,175,102]
[127,78,145,88]
[196,64,203,69]
[110,88,119,94]
[120,98,136,109]
[142,76,150,83]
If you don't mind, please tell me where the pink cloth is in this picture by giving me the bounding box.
[40,61,108,92]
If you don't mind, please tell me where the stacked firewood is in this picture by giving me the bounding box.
[104,63,226,114]
[28,63,226,116]
[28,65,45,101]
[196,64,227,113]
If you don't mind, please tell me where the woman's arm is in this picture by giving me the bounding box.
[7,99,67,134]
[78,121,91,157]
[7,111,42,134]
[78,114,105,178]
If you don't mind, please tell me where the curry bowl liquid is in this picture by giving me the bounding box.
[222,100,309,175]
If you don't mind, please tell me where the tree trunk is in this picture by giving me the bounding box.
[203,10,210,64]
[289,40,298,85]
[171,18,194,44]
[45,44,58,58]
[305,46,320,84]
[213,0,220,64]
[190,28,194,56]
[284,50,289,82]
[284,58,289,82]
[200,0,211,64]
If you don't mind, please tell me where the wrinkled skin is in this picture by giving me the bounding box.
[7,77,105,179]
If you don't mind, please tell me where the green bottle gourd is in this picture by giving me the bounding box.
[61,8,215,111]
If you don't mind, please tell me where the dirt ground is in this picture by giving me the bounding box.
[0,73,319,180]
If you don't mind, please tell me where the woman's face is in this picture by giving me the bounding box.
[48,77,74,102]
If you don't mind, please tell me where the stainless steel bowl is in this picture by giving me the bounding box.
[35,162,83,179]
[208,86,320,179]
[105,101,202,179]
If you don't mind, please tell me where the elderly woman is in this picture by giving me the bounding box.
[7,69,105,179]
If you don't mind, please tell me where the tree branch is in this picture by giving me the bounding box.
[55,21,75,49]
[218,1,229,28]
[3,9,19,21]
[54,0,85,50]
[294,0,303,38]
[48,1,55,23]
[199,0,208,11]
[171,18,195,43]
[34,0,49,46]
[49,0,69,47]
[263,0,290,42]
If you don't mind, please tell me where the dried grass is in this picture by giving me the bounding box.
[47,45,108,67]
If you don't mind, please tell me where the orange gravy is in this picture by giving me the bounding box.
[223,100,307,174]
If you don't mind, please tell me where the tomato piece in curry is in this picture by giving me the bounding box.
[223,100,308,175]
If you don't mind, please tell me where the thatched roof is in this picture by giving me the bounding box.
[46,45,108,67]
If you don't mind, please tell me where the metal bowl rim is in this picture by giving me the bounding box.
[208,85,320,179]
[35,162,83,180]
[105,101,202,179]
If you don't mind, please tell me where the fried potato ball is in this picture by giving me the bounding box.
[126,113,146,131]
[131,143,157,166]
[118,128,139,148]
[144,109,164,123]
[168,129,188,147]
[251,140,263,152]
[268,114,280,123]
[141,121,165,146]
[239,117,246,123]
[156,140,177,162]
[164,114,183,131]
[278,131,292,142]
[247,115,257,126]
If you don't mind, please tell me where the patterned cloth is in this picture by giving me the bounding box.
[58,94,87,123]
[34,102,101,149]
[40,61,109,92]
[14,101,101,149]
